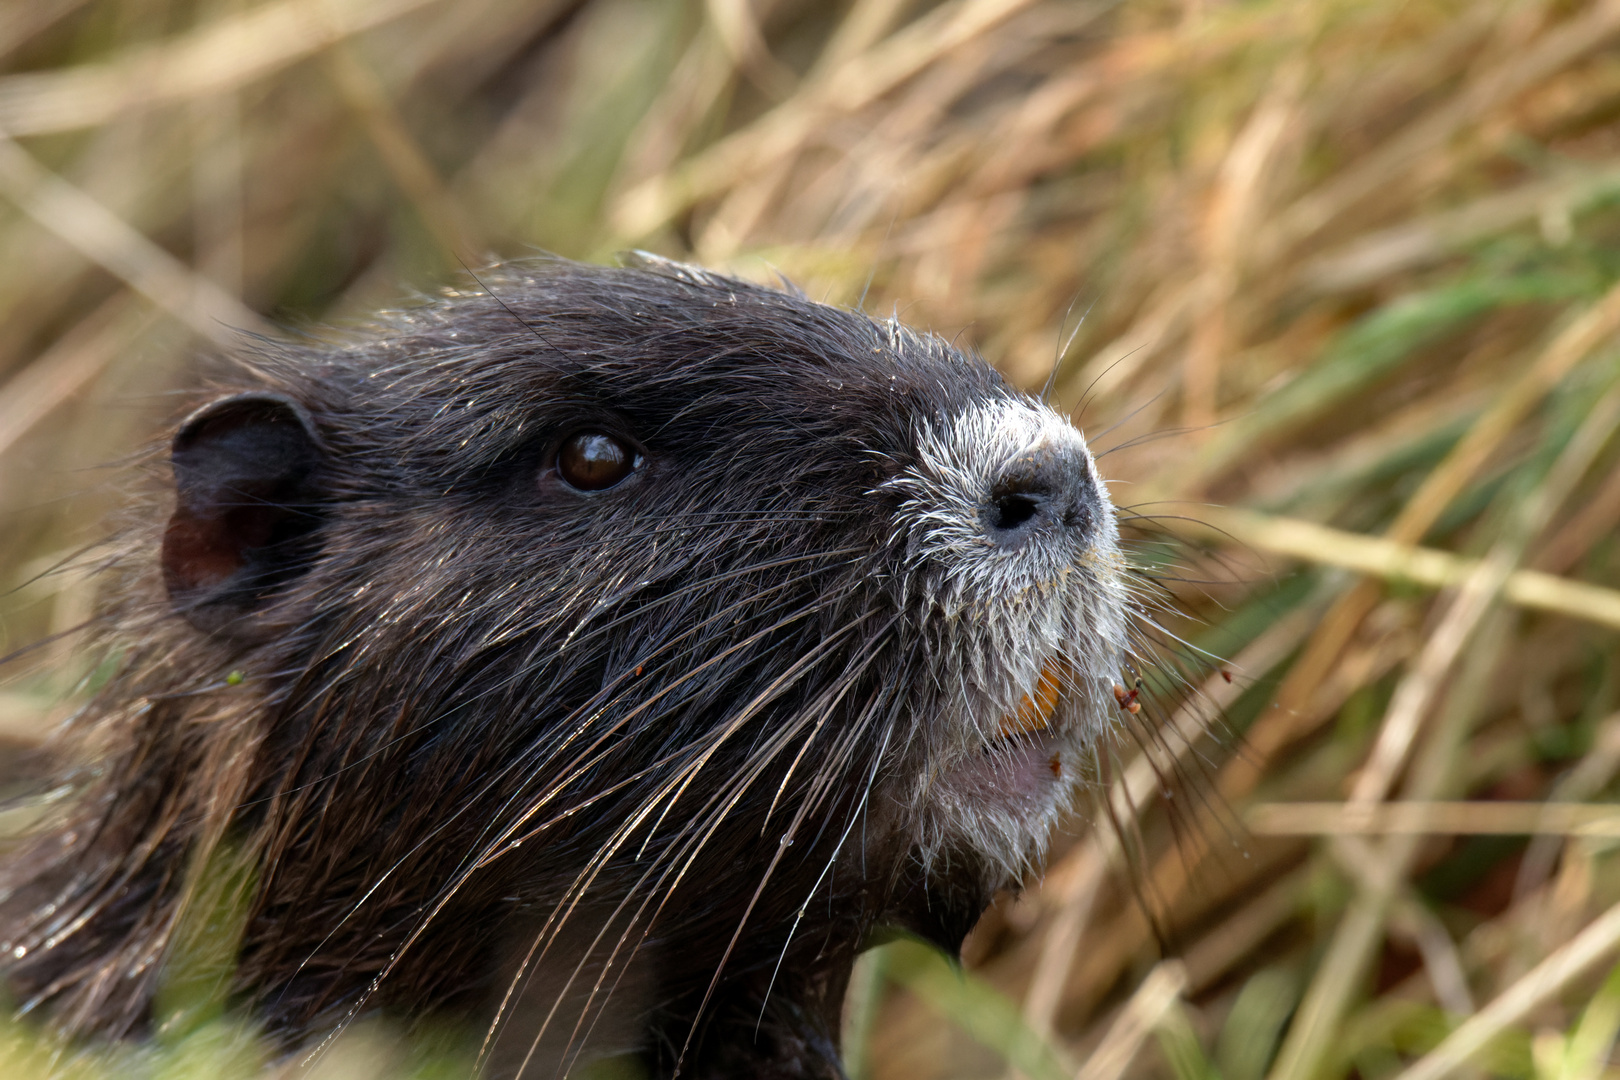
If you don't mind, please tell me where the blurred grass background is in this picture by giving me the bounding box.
[5,1,1620,1078]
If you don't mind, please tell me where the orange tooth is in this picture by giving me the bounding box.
[1000,662,1064,738]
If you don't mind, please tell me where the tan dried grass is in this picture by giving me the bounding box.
[4,2,1620,1079]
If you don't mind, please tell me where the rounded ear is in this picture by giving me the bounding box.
[162,393,327,635]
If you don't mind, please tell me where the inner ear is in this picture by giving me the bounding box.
[162,393,326,635]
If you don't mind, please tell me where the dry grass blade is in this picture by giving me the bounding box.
[1391,277,1620,542]
[1267,605,1512,1080]
[1393,902,1620,1080]
[0,0,443,136]
[1224,252,1620,736]
[1348,544,1513,806]
[1250,803,1620,838]
[1263,0,1620,257]
[1303,164,1620,294]
[1186,508,1620,631]
[1074,962,1189,1080]
[610,0,1053,237]
[0,134,266,345]
[0,293,155,465]
[0,0,86,63]
[1270,345,1620,1080]
[324,42,481,265]
[1020,843,1107,1043]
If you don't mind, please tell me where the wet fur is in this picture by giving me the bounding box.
[0,258,1129,1078]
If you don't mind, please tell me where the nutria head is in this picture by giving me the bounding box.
[0,255,1130,1078]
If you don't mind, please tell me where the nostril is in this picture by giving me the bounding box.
[992,492,1041,532]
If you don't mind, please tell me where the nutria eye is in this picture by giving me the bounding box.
[556,432,637,491]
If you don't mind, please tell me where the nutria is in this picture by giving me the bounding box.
[0,255,1131,1078]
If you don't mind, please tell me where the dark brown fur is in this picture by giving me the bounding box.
[0,257,1127,1078]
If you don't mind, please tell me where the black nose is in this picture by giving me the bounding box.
[984,438,1098,549]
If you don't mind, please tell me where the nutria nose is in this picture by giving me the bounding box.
[984,436,1098,549]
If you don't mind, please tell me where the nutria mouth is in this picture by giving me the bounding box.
[0,255,1131,1078]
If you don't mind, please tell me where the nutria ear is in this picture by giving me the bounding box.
[162,393,326,635]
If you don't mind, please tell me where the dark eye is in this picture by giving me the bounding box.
[556,432,638,491]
